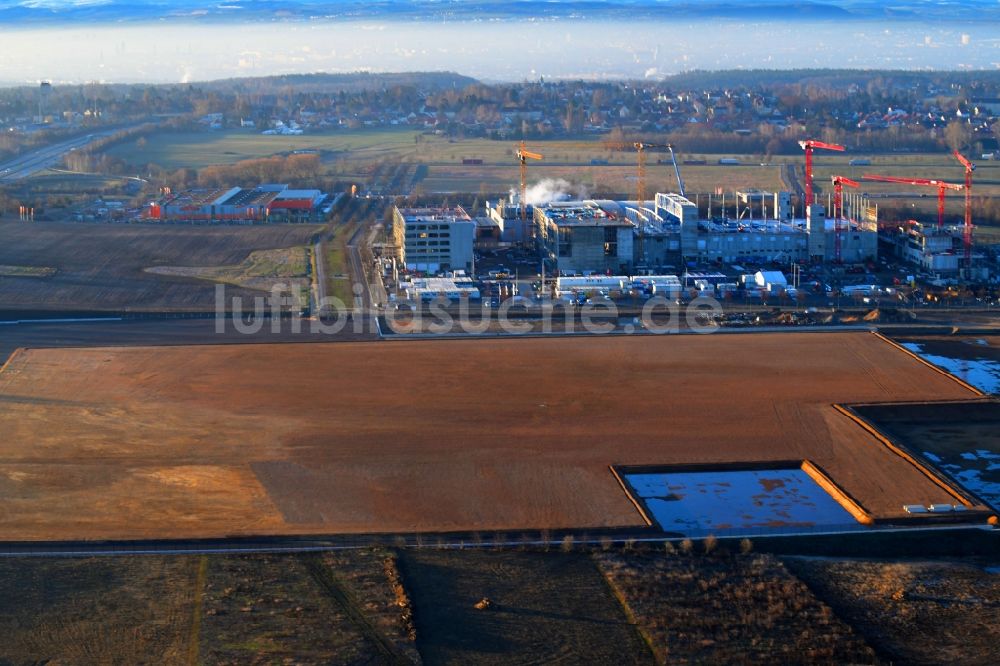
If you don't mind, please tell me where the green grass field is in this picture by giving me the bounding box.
[976,225,1000,242]
[145,245,311,308]
[10,169,130,198]
[813,155,1000,198]
[102,129,1000,216]
[107,127,424,169]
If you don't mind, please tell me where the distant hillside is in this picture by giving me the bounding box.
[189,72,480,94]
[662,69,1000,90]
[3,1,999,25]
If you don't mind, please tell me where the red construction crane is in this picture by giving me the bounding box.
[515,141,543,222]
[830,175,860,263]
[798,140,845,208]
[862,174,962,229]
[951,150,975,266]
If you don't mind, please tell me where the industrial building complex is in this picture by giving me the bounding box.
[147,183,333,223]
[532,192,878,275]
[389,185,992,293]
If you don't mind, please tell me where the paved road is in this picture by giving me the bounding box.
[0,126,135,183]
[0,316,378,364]
[346,222,370,312]
[0,522,991,558]
[311,240,327,317]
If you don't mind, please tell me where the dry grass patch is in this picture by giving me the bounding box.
[400,549,654,665]
[0,556,198,664]
[145,245,310,308]
[197,553,395,664]
[786,557,1000,666]
[595,549,877,665]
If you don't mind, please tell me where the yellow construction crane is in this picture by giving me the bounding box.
[515,141,543,221]
[633,142,673,205]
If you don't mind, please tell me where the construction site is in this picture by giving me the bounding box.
[515,140,988,278]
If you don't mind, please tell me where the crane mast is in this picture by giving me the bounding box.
[951,150,975,268]
[515,141,543,223]
[830,175,860,263]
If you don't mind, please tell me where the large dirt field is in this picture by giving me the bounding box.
[0,332,987,541]
[0,220,322,312]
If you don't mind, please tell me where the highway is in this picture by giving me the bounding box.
[0,126,135,183]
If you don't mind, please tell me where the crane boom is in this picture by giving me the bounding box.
[863,173,962,229]
[798,140,845,152]
[798,139,845,208]
[862,174,961,190]
[667,144,685,197]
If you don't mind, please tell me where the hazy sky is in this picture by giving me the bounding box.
[1,18,998,85]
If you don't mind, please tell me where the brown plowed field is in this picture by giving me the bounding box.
[0,332,985,540]
[0,220,322,311]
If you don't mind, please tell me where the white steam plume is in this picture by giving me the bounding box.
[517,178,590,206]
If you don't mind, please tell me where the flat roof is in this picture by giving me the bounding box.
[274,189,322,200]
[160,188,233,207]
[223,188,280,207]
[537,201,632,227]
[398,206,472,221]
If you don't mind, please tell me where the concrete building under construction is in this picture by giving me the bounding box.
[533,191,878,274]
[879,220,983,274]
[534,201,636,275]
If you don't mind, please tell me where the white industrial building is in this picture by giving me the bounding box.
[555,274,683,299]
[400,275,480,301]
[392,206,476,273]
